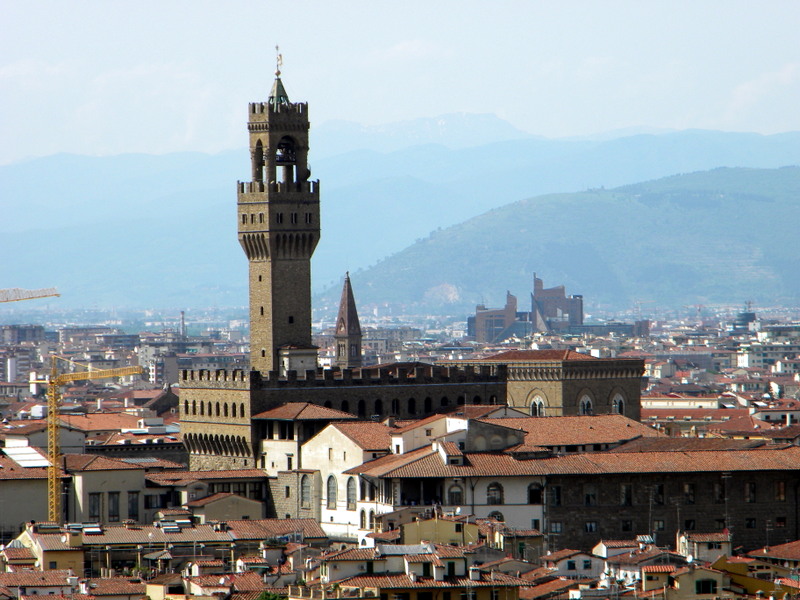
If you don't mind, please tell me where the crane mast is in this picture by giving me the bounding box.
[43,356,142,522]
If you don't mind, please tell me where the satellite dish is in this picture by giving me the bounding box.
[61,535,67,543]
[455,507,461,515]
[687,554,694,563]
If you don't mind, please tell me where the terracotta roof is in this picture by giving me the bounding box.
[146,469,268,486]
[0,547,35,560]
[82,578,145,597]
[59,413,142,432]
[64,454,143,472]
[185,492,256,507]
[640,565,677,573]
[749,539,800,561]
[225,518,327,541]
[683,532,730,542]
[479,414,662,449]
[252,402,358,421]
[0,570,75,587]
[615,438,766,452]
[333,572,529,589]
[332,421,393,451]
[543,549,584,562]
[519,577,590,599]
[0,456,51,480]
[597,540,639,548]
[482,350,596,362]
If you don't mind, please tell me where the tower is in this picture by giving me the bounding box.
[238,65,320,374]
[334,272,362,369]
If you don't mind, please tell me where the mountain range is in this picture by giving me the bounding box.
[1,114,799,315]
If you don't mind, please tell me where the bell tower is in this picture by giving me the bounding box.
[237,58,320,375]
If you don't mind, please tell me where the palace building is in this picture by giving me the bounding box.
[179,71,645,472]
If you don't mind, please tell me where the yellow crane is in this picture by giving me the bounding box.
[0,288,60,303]
[42,356,142,522]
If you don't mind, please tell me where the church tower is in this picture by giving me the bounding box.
[237,62,320,375]
[334,272,362,369]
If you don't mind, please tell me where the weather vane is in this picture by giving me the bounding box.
[275,45,283,77]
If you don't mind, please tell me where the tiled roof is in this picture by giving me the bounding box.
[598,540,639,548]
[684,532,730,542]
[34,533,81,551]
[60,413,142,432]
[479,414,662,449]
[749,539,800,561]
[64,454,142,472]
[0,456,50,480]
[0,570,75,587]
[252,402,358,421]
[185,492,251,507]
[640,565,677,573]
[0,547,35,560]
[518,577,590,599]
[79,524,233,546]
[146,469,268,486]
[332,422,393,450]
[225,518,327,541]
[83,578,145,596]
[614,438,766,452]
[543,549,584,562]
[333,572,529,589]
[482,350,596,362]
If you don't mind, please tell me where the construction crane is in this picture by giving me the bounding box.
[41,356,142,522]
[0,288,60,303]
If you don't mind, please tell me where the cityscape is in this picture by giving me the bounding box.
[3,4,800,600]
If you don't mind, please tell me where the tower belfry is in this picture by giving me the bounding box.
[334,272,362,369]
[237,63,320,375]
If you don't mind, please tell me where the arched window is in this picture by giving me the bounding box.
[215,402,220,417]
[360,479,367,501]
[488,511,505,522]
[391,398,399,414]
[473,395,482,404]
[487,482,504,505]
[457,396,465,405]
[184,400,189,413]
[240,403,245,417]
[192,400,196,414]
[408,398,416,415]
[448,485,463,506]
[223,403,229,417]
[200,402,205,416]
[327,475,338,510]
[424,397,432,413]
[360,509,366,529]
[612,393,625,415]
[231,403,237,418]
[530,395,545,416]
[347,477,357,510]
[301,475,311,508]
[357,400,366,417]
[528,483,543,504]
[341,400,350,414]
[441,397,449,407]
[324,400,332,408]
[579,395,593,415]
[374,399,383,416]
[368,510,375,530]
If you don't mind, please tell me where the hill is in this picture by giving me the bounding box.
[325,166,800,315]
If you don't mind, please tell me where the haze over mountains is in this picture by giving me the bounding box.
[2,114,799,315]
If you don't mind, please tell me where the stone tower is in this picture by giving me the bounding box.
[334,272,362,369]
[237,70,320,375]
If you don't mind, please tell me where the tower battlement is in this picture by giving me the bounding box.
[248,101,308,118]
[180,368,252,389]
[237,180,319,196]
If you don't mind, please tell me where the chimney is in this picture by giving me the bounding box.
[469,566,480,581]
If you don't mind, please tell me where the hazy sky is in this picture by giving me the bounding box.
[2,1,799,164]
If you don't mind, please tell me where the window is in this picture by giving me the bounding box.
[695,579,717,595]
[684,519,696,530]
[583,560,592,570]
[620,484,632,506]
[285,486,291,498]
[232,482,246,497]
[290,212,298,224]
[612,393,625,415]
[455,523,463,533]
[745,482,756,503]
[301,475,310,508]
[584,484,597,506]
[621,520,633,532]
[531,519,541,531]
[776,481,786,502]
[360,510,366,529]
[652,484,665,505]
[776,517,787,528]
[448,485,463,506]
[89,492,101,521]
[579,395,593,415]
[305,213,312,224]
[277,213,284,224]
[713,482,725,504]
[714,519,726,530]
[584,521,597,533]
[528,483,543,504]
[327,475,338,509]
[488,511,505,522]
[108,492,120,522]
[550,486,562,506]
[127,491,139,521]
[745,518,756,529]
[683,483,695,504]
[550,521,562,533]
[347,477,357,510]
[654,519,665,531]
[49,561,57,569]
[567,560,576,571]
[487,482,504,505]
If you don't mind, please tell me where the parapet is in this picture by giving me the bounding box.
[180,368,252,390]
[237,180,319,195]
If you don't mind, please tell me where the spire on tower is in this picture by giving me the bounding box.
[334,272,363,369]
